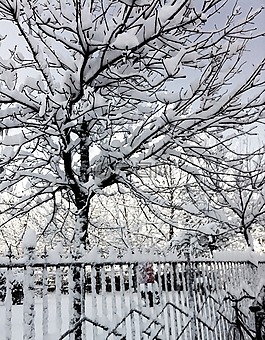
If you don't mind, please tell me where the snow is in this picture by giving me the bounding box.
[61,2,75,22]
[94,92,108,107]
[198,223,218,235]
[182,203,200,215]
[158,1,186,25]
[1,70,16,90]
[2,133,26,146]
[200,13,207,22]
[82,246,101,263]
[22,229,37,249]
[163,48,185,76]
[81,12,93,30]
[48,244,64,263]
[112,30,139,50]
[158,5,174,23]
[182,51,199,63]
[213,249,265,265]
[39,94,47,117]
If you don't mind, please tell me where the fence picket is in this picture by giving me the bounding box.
[42,259,49,340]
[119,264,127,338]
[101,264,107,320]
[56,265,62,338]
[68,262,74,340]
[23,245,35,340]
[135,262,144,338]
[92,264,101,339]
[80,265,86,340]
[128,263,136,339]
[110,263,117,323]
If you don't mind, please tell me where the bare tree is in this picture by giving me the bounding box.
[0,0,264,337]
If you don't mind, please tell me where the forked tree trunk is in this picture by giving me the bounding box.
[243,226,254,251]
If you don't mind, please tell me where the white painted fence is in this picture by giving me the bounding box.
[0,245,264,339]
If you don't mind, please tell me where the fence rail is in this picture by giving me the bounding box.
[0,245,264,339]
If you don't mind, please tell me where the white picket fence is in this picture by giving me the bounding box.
[0,245,264,339]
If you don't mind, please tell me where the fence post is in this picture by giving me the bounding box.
[22,229,36,340]
[185,251,198,340]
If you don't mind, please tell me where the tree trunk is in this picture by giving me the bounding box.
[243,226,254,251]
[72,266,82,340]
[72,206,89,340]
[70,117,93,339]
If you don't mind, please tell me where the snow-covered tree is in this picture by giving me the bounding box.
[87,182,175,252]
[0,0,264,337]
[184,146,265,252]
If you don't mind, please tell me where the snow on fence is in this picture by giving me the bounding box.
[0,244,264,340]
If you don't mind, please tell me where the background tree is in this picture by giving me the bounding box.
[183,145,265,251]
[88,186,166,251]
[0,0,264,337]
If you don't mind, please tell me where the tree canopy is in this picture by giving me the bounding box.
[0,0,264,252]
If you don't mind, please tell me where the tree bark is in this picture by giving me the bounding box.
[72,203,89,340]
